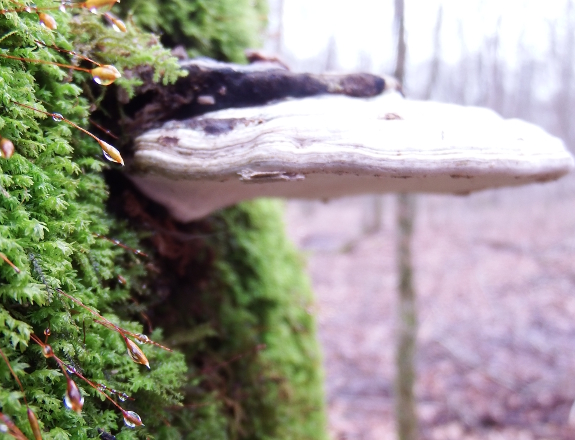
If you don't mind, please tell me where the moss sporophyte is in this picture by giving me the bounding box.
[1,0,327,438]
[0,52,122,86]
[11,101,125,165]
[29,331,144,427]
[0,0,177,435]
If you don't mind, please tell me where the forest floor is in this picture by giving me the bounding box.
[284,174,575,440]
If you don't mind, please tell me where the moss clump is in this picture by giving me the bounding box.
[214,200,326,440]
[118,0,268,62]
[0,2,187,438]
[148,199,327,439]
[1,0,327,438]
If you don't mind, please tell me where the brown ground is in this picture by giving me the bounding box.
[284,174,575,440]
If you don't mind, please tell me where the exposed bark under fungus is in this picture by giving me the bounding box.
[122,58,398,134]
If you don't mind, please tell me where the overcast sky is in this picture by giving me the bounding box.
[266,0,570,73]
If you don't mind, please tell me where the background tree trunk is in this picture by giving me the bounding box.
[394,0,418,439]
[395,193,418,440]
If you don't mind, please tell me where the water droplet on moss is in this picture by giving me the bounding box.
[123,410,143,428]
[135,333,149,344]
[42,344,54,358]
[64,378,84,413]
[91,65,121,86]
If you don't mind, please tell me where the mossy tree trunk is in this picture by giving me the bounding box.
[0,1,327,438]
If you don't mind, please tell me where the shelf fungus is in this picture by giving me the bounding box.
[128,93,574,222]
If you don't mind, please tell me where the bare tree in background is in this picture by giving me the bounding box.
[394,0,407,83]
[394,0,418,439]
[324,35,339,72]
[424,5,443,100]
[555,0,575,146]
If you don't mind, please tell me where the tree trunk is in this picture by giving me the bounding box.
[395,193,418,440]
[393,0,418,439]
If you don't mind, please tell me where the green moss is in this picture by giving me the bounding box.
[0,1,327,438]
[128,198,327,439]
[0,2,187,438]
[208,200,327,440]
[119,0,268,63]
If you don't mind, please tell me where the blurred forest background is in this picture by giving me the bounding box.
[263,0,575,439]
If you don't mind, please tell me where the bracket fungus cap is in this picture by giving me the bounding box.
[128,93,574,222]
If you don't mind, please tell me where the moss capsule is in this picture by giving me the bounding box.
[37,12,57,30]
[98,139,124,165]
[0,138,14,159]
[27,408,42,440]
[124,337,150,369]
[64,378,84,413]
[91,65,121,86]
[122,410,143,428]
[83,0,119,11]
